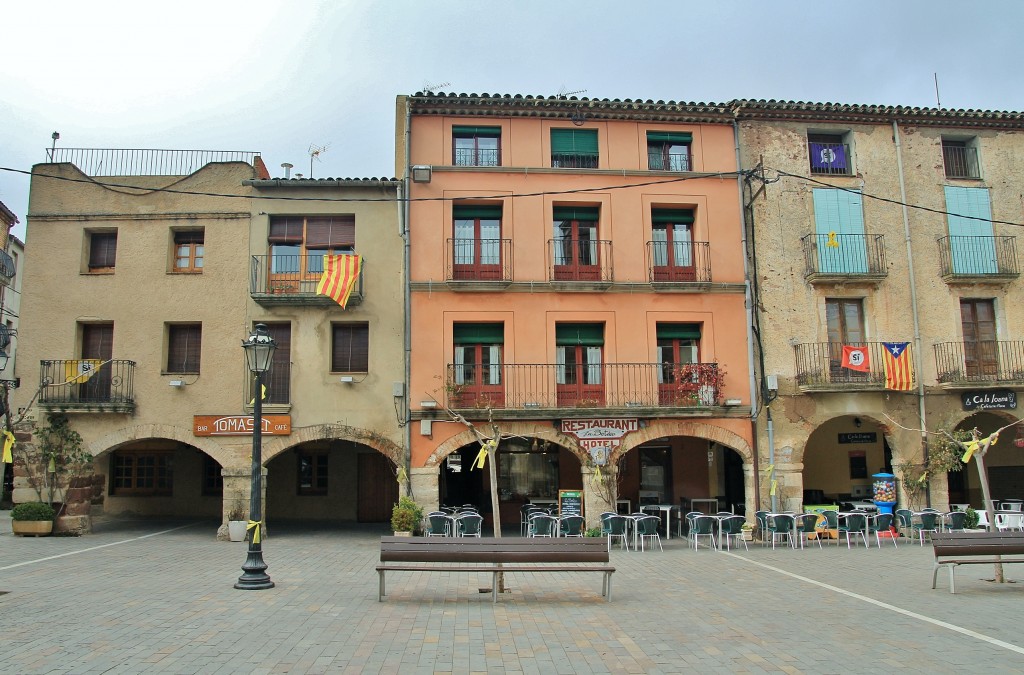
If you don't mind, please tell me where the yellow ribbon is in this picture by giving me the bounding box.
[769,479,777,496]
[962,441,979,463]
[396,466,408,485]
[594,465,603,483]
[48,456,56,473]
[2,430,14,463]
[246,520,262,544]
[825,231,839,248]
[473,439,496,470]
[248,384,268,406]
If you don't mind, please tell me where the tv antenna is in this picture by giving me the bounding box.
[308,143,329,178]
[422,80,451,94]
[557,86,587,99]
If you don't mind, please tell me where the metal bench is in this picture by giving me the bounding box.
[377,536,615,603]
[931,531,1024,593]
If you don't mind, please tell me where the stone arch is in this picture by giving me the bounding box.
[423,421,586,468]
[615,420,753,464]
[261,423,403,467]
[789,413,904,466]
[88,423,234,467]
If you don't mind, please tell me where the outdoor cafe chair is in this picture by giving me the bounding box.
[719,515,748,551]
[943,510,967,533]
[558,514,586,538]
[838,512,869,549]
[868,512,898,548]
[754,510,770,546]
[425,512,451,537]
[995,512,1024,531]
[636,515,663,552]
[605,515,630,551]
[690,515,718,550]
[766,514,795,550]
[1002,501,1023,512]
[527,513,557,538]
[678,511,702,539]
[821,510,840,546]
[913,511,940,545]
[455,513,483,537]
[794,513,822,549]
[599,512,616,537]
[894,509,914,541]
[520,504,544,536]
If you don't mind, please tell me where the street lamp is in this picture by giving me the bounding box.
[235,323,277,590]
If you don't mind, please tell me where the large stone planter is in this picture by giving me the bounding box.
[12,520,53,537]
[227,521,248,542]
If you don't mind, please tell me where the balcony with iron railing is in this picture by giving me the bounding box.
[937,236,1019,282]
[942,145,980,179]
[45,148,261,176]
[38,359,136,413]
[646,241,711,283]
[648,152,690,172]
[443,362,726,414]
[934,341,1024,387]
[453,147,500,167]
[551,152,599,169]
[547,239,613,285]
[801,233,887,285]
[445,238,513,285]
[250,254,364,306]
[794,342,911,391]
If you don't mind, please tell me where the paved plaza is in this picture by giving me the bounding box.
[1,515,1022,674]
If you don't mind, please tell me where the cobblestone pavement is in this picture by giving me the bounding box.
[1,515,1022,674]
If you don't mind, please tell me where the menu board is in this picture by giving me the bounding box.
[558,489,583,517]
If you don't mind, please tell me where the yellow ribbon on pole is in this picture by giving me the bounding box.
[473,439,496,470]
[246,520,262,544]
[2,430,14,463]
[396,466,408,485]
[962,441,979,463]
[248,384,267,406]
[594,465,603,483]
[770,480,777,496]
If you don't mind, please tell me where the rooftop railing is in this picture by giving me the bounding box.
[45,148,261,176]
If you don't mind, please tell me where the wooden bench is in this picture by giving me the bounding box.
[931,531,1024,593]
[377,536,615,603]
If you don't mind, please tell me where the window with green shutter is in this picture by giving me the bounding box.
[647,131,692,171]
[551,129,599,168]
[453,126,501,166]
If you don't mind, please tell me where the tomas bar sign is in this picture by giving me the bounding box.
[961,390,1017,411]
[561,418,638,452]
[193,414,292,436]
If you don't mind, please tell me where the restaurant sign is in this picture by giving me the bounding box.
[838,432,877,444]
[961,390,1017,411]
[560,418,638,452]
[193,414,292,437]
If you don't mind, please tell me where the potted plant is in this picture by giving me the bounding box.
[11,501,56,536]
[391,496,423,536]
[740,522,754,541]
[227,500,248,542]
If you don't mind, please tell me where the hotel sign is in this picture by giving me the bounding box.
[193,414,292,437]
[561,418,638,452]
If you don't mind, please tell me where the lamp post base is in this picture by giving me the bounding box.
[234,549,274,590]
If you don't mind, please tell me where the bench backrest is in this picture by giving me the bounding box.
[932,531,1024,557]
[380,536,610,564]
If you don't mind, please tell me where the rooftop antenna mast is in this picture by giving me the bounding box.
[308,143,329,178]
[558,87,589,126]
[422,80,450,94]
[933,72,942,108]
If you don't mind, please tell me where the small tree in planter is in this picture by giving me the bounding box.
[391,496,423,535]
[11,501,56,536]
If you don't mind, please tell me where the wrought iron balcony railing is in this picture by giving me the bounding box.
[445,238,513,282]
[648,152,690,172]
[646,241,711,282]
[934,341,1024,384]
[801,233,887,279]
[551,152,599,169]
[38,359,136,413]
[250,254,364,306]
[453,148,500,166]
[444,362,723,410]
[794,342,911,389]
[807,142,851,175]
[942,145,980,179]
[937,236,1019,278]
[45,148,260,176]
[547,239,613,282]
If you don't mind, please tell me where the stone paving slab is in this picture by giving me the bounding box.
[0,516,1022,673]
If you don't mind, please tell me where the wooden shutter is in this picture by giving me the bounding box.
[268,217,304,243]
[332,323,368,372]
[167,324,202,373]
[305,216,355,248]
[262,323,291,403]
[89,233,118,268]
[551,129,598,154]
[82,324,113,360]
[173,230,204,244]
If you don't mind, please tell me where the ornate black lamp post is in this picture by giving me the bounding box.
[235,323,276,590]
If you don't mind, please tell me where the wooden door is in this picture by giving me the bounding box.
[357,453,398,523]
[961,299,998,378]
[81,324,113,401]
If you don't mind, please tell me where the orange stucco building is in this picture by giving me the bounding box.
[399,94,755,530]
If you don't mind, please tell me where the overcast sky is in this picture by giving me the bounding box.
[3,1,1023,240]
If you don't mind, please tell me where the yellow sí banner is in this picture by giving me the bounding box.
[64,359,102,384]
[246,520,262,544]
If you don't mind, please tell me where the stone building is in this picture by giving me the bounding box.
[734,101,1024,512]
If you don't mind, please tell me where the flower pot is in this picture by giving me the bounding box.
[12,520,53,537]
[393,531,413,537]
[227,520,248,542]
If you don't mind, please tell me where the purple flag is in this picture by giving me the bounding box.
[810,142,847,170]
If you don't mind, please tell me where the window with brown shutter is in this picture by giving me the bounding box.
[332,323,368,372]
[305,216,355,249]
[166,323,201,373]
[88,232,118,271]
[259,322,291,403]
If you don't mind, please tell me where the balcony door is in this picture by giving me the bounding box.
[452,206,502,281]
[555,323,604,406]
[813,189,867,274]
[826,298,866,380]
[945,187,996,274]
[553,207,599,281]
[81,324,113,401]
[651,209,695,281]
[268,216,354,292]
[961,299,998,378]
[656,323,700,405]
[452,323,504,408]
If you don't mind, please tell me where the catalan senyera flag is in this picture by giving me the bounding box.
[64,359,102,384]
[882,341,914,391]
[841,345,870,372]
[316,254,362,308]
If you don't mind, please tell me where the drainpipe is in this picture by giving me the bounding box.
[402,99,413,498]
[892,119,930,507]
[733,117,763,515]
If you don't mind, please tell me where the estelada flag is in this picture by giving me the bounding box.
[316,254,362,308]
[841,345,870,372]
[882,341,914,390]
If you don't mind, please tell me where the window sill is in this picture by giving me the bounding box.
[84,269,115,275]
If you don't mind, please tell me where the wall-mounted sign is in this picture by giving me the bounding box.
[558,489,583,517]
[561,418,638,452]
[193,414,291,436]
[961,390,1017,411]
[838,432,877,444]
